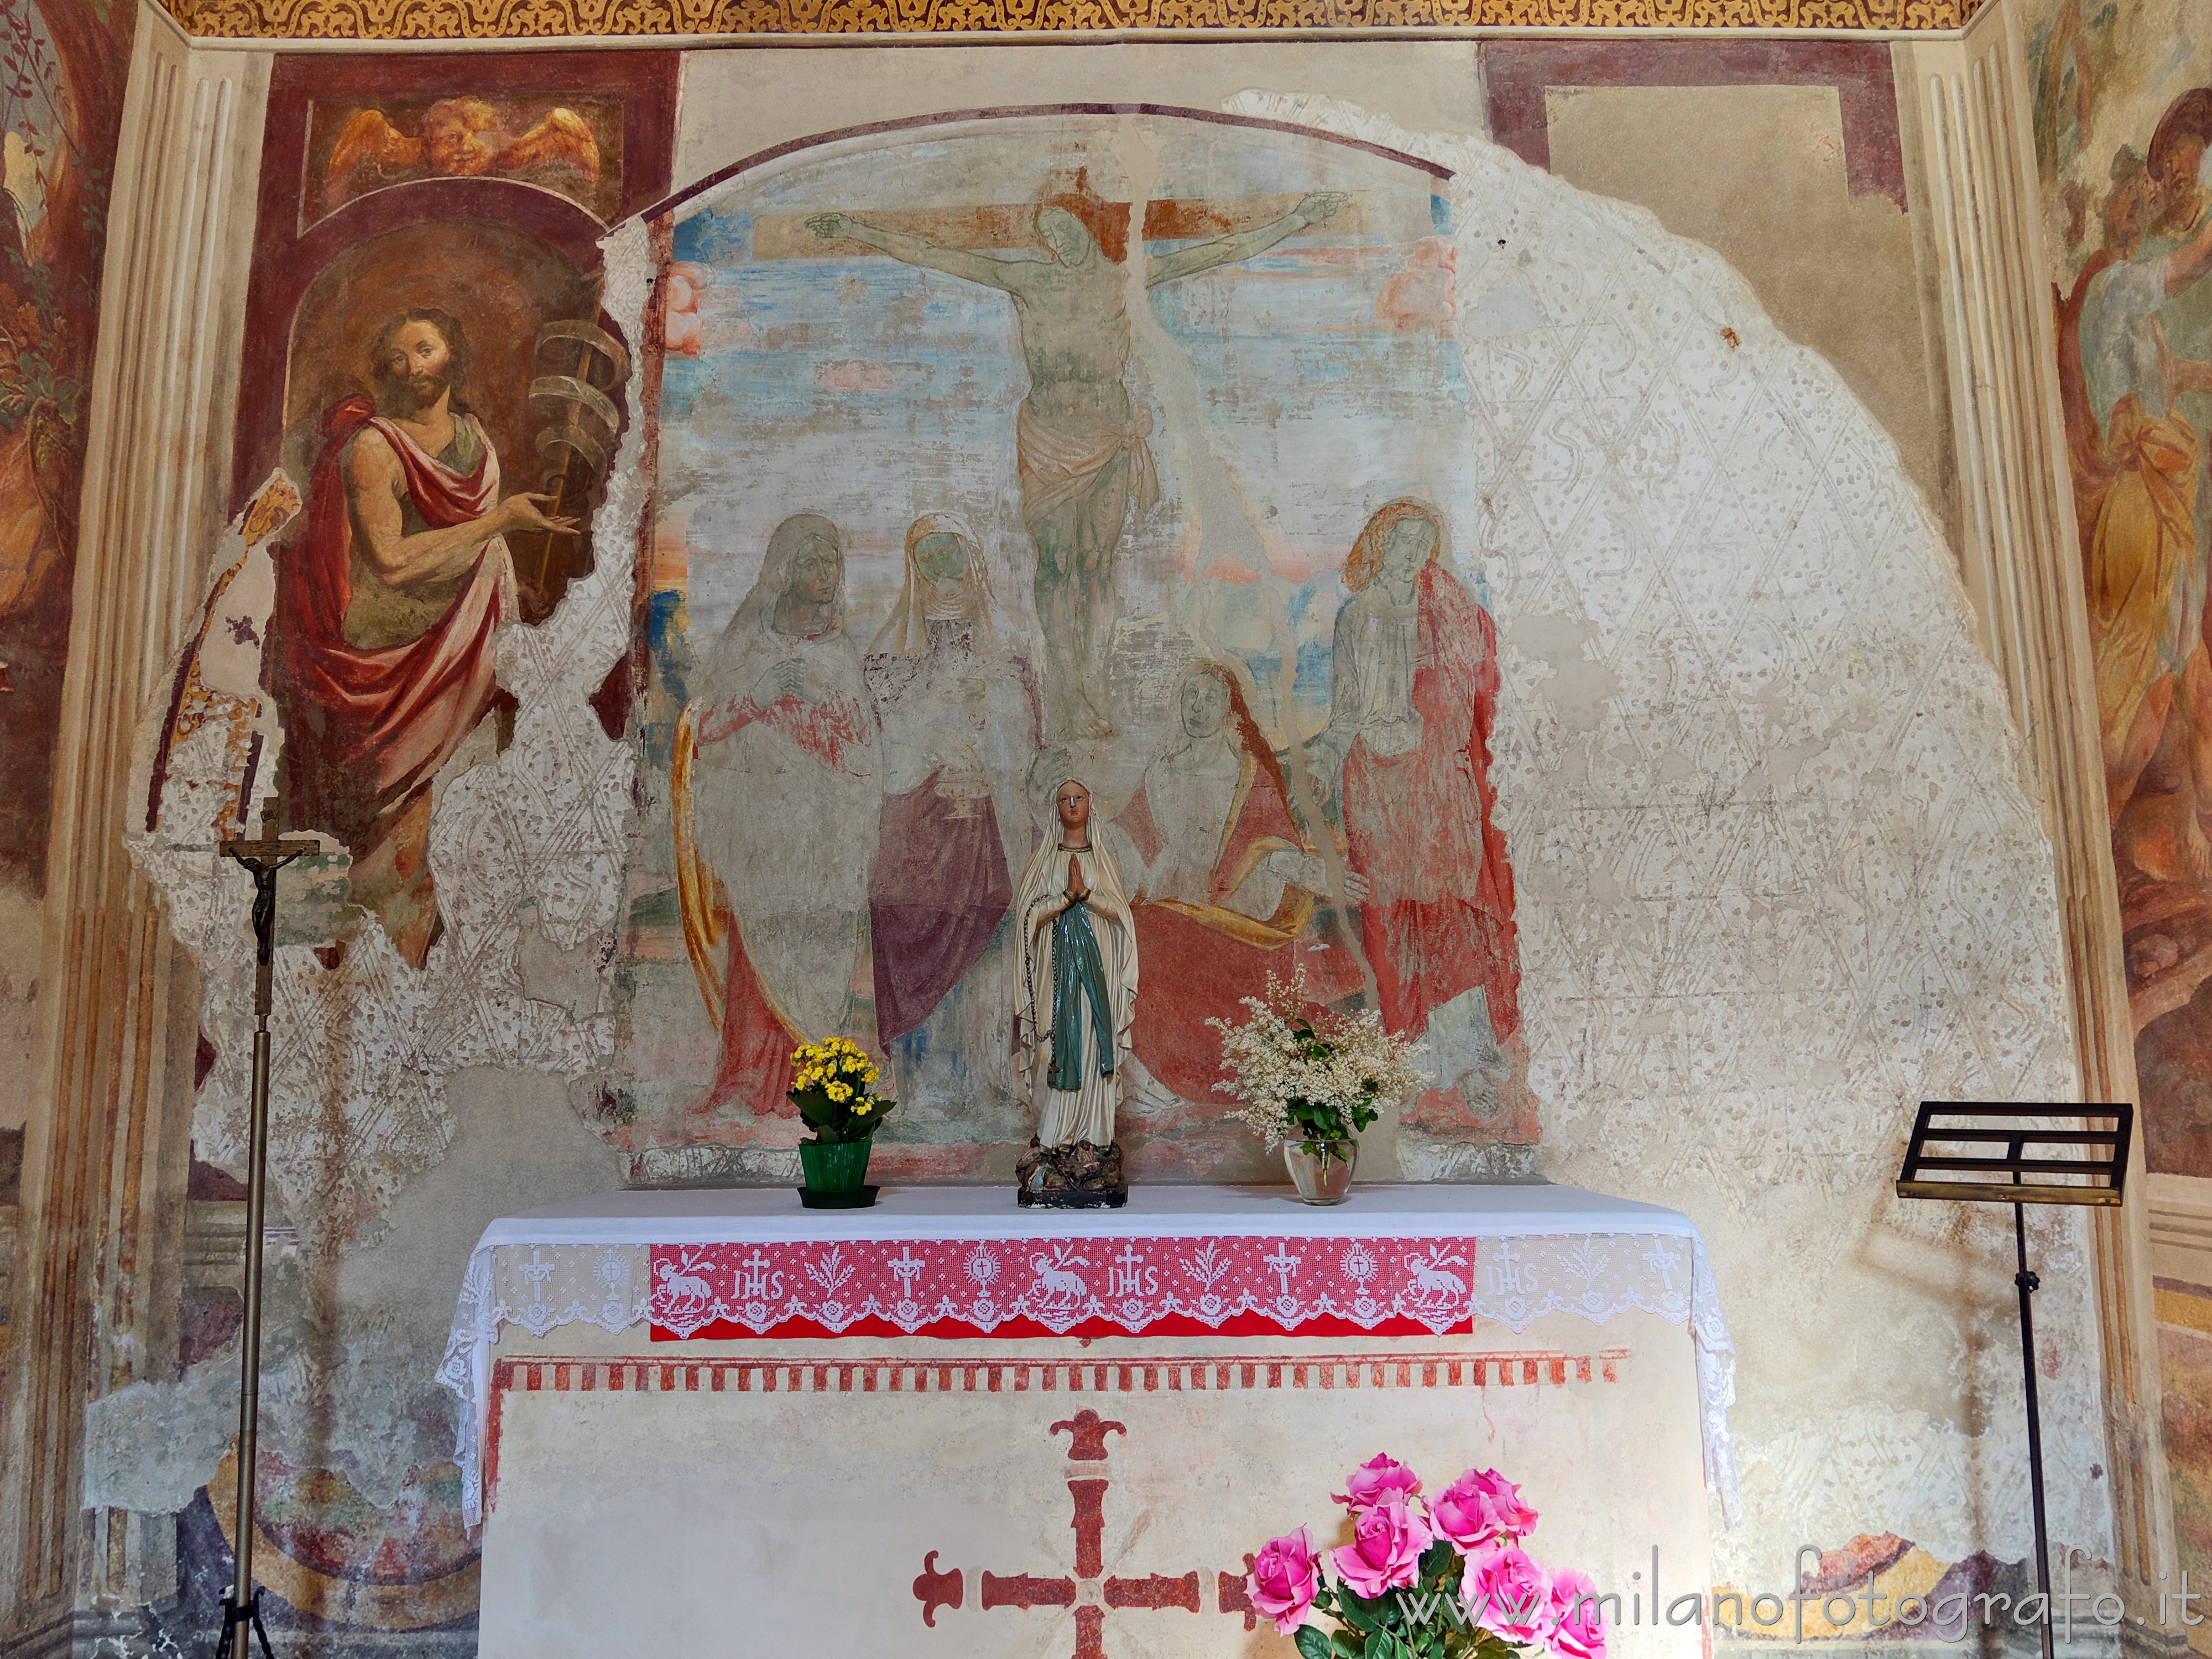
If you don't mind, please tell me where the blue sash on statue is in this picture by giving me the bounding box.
[1048,899,1114,1092]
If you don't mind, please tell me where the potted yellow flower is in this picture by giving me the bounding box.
[789,1038,896,1208]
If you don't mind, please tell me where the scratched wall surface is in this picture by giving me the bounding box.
[122,54,2104,1655]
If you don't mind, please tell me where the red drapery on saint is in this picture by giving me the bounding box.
[1118,757,1363,1103]
[276,394,507,840]
[1342,564,1520,1043]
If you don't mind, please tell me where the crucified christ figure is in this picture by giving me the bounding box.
[808,178,1348,739]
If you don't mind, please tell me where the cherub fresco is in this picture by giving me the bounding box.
[320,97,603,216]
[806,174,1347,741]
[2053,88,2212,1025]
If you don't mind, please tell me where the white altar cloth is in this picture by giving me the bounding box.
[440,1182,1736,1528]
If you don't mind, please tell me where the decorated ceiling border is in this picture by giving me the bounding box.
[163,0,1982,40]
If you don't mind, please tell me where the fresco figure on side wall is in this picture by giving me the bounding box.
[1306,500,1520,1058]
[806,176,1347,742]
[1105,661,1364,1102]
[864,512,1041,1050]
[1014,778,1137,1204]
[276,306,574,968]
[679,513,880,1108]
[2078,147,2212,852]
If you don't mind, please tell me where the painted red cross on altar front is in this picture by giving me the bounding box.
[914,1410,1244,1657]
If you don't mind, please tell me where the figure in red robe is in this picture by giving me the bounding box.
[1106,662,1364,1106]
[1307,500,1520,1059]
[275,307,572,967]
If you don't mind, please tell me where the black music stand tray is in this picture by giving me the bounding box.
[1895,1103,2132,1659]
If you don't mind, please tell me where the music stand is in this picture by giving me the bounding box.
[1895,1102,2132,1659]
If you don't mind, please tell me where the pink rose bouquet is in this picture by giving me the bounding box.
[1250,1528,1323,1635]
[1432,1468,1539,1552]
[1332,1498,1434,1598]
[1335,1453,1425,1511]
[1241,1455,1607,1659]
[1545,1569,1608,1659]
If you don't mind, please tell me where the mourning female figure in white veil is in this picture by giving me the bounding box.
[864,514,1042,1081]
[675,513,880,1105]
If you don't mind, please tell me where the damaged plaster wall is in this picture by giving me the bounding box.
[1228,87,2099,1592]
[123,55,2098,1645]
[123,217,657,1618]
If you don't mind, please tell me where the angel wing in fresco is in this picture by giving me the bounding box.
[322,110,424,211]
[324,101,601,215]
[671,700,726,1032]
[498,108,601,185]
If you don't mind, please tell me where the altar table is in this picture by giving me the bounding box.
[444,1183,1735,1659]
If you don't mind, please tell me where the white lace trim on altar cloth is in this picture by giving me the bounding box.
[438,1226,1739,1531]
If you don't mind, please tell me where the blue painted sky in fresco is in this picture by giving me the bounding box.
[660,115,1483,741]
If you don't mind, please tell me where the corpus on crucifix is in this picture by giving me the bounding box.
[806,174,1348,740]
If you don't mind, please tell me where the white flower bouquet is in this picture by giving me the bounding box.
[1210,971,1427,1165]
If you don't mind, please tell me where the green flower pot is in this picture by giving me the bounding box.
[800,1138,873,1192]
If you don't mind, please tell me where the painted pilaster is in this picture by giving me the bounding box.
[1903,2,2174,1640]
[0,6,269,1651]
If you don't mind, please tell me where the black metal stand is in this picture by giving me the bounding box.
[215,834,318,1659]
[217,1588,277,1659]
[1896,1103,2132,1659]
[2012,1200,2053,1659]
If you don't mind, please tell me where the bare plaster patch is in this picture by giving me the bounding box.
[1225,91,2099,1582]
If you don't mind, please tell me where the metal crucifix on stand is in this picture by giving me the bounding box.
[215,830,319,1659]
[1895,1102,2133,1659]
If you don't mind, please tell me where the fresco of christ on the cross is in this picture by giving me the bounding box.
[807,175,1348,740]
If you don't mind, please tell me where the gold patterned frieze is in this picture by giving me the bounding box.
[162,0,1982,40]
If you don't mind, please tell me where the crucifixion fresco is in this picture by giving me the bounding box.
[628,109,1533,1183]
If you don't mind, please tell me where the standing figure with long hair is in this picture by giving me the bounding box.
[1013,778,1138,1204]
[677,513,880,1112]
[864,513,1041,1092]
[1307,500,1520,1062]
[276,306,572,967]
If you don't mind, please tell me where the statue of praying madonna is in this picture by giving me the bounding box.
[1013,778,1138,1207]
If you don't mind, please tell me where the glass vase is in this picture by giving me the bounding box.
[1284,1139,1358,1204]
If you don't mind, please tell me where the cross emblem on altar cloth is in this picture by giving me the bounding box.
[1642,1241,1682,1290]
[519,1249,555,1287]
[1486,1240,1530,1296]
[1264,1245,1302,1298]
[913,1411,1226,1657]
[892,1248,924,1297]
[737,1248,782,1302]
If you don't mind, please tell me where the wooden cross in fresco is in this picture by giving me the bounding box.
[912,1409,1219,1657]
[751,196,1377,261]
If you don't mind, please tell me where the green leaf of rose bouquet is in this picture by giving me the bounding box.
[1338,1590,1386,1634]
